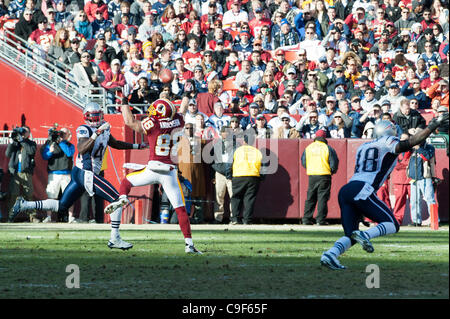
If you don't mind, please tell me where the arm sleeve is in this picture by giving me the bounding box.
[301,150,306,169]
[328,146,339,174]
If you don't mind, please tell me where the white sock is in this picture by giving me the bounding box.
[365,222,397,239]
[110,207,122,239]
[185,238,193,246]
[23,199,59,212]
[326,236,351,258]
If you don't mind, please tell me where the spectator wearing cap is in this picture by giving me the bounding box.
[230,132,263,225]
[44,6,56,29]
[252,114,273,138]
[360,87,378,112]
[102,58,126,108]
[301,129,338,225]
[62,37,82,68]
[400,78,431,109]
[427,79,449,109]
[317,55,333,79]
[92,32,117,65]
[14,8,38,41]
[393,98,427,134]
[206,27,232,52]
[232,30,253,60]
[379,81,403,113]
[328,111,351,138]
[421,65,443,91]
[248,6,272,38]
[54,1,73,26]
[91,6,112,37]
[273,18,299,48]
[277,66,298,97]
[240,102,260,130]
[222,0,249,29]
[274,113,299,139]
[200,1,223,34]
[84,0,108,23]
[183,98,209,125]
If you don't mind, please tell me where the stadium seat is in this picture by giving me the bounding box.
[222,79,238,92]
[284,51,299,63]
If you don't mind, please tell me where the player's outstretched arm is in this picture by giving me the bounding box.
[395,113,448,153]
[121,104,145,134]
[108,134,148,150]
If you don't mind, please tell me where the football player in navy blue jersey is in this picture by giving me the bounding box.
[12,102,147,250]
[320,110,448,270]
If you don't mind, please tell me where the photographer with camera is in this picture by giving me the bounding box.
[5,126,37,222]
[40,127,75,223]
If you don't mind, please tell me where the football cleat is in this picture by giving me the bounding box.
[104,195,129,215]
[185,244,203,255]
[351,230,374,253]
[11,196,25,220]
[107,237,133,250]
[320,252,346,270]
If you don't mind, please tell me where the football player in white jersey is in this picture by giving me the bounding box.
[12,102,147,250]
[320,111,448,270]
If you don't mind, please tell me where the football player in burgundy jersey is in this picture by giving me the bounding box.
[12,102,147,250]
[320,112,448,270]
[105,99,202,254]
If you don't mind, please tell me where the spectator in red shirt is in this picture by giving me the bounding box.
[84,0,108,23]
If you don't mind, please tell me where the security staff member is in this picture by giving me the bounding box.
[230,132,263,225]
[301,130,339,225]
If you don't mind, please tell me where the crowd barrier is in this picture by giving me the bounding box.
[1,140,448,224]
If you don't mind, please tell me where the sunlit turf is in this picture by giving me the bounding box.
[0,224,448,299]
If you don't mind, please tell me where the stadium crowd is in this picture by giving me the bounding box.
[1,0,449,224]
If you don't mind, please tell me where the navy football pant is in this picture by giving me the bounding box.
[338,181,400,238]
[58,167,119,212]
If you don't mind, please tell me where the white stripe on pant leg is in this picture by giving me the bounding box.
[368,194,396,225]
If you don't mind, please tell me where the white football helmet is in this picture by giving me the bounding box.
[374,120,397,138]
[83,102,104,127]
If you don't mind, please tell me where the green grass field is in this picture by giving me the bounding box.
[0,224,448,299]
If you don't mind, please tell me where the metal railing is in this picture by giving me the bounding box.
[0,29,106,112]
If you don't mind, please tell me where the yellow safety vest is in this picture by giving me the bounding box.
[232,145,263,177]
[304,141,331,175]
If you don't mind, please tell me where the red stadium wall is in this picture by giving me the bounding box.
[0,59,448,223]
